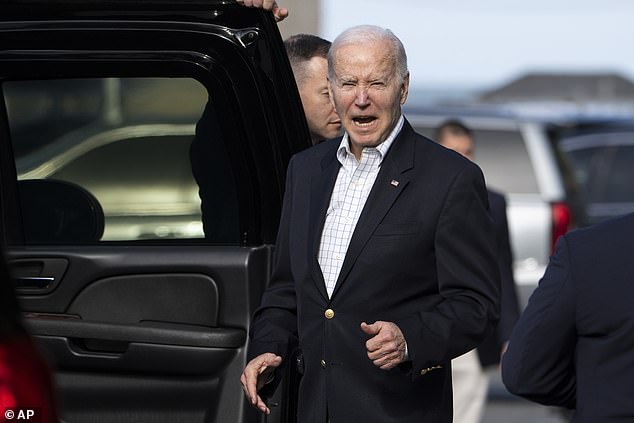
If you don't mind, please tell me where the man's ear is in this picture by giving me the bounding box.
[400,72,410,105]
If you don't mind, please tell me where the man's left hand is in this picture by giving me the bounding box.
[236,0,289,22]
[361,321,407,370]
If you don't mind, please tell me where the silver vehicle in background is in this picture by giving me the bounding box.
[404,106,580,308]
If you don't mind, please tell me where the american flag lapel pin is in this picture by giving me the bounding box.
[390,179,399,187]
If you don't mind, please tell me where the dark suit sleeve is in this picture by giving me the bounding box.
[247,156,299,363]
[396,162,500,374]
[477,191,520,366]
[501,235,576,409]
[491,193,520,342]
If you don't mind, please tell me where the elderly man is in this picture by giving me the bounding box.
[285,34,342,144]
[241,25,500,422]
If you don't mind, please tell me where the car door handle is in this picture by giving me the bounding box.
[9,258,68,294]
[14,276,56,289]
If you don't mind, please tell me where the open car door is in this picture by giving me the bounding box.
[0,2,309,422]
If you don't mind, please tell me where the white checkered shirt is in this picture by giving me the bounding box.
[318,116,405,298]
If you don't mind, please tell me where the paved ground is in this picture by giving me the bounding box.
[482,371,569,423]
[483,396,569,423]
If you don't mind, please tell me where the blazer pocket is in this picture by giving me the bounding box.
[373,222,420,236]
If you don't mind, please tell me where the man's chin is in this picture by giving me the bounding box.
[322,129,343,140]
[348,131,382,148]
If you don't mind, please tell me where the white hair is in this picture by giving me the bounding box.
[327,25,409,83]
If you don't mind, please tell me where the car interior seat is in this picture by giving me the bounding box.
[17,179,105,243]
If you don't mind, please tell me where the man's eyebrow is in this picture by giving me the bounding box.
[336,76,357,84]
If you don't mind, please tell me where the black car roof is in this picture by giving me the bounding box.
[0,0,248,19]
[1,0,233,8]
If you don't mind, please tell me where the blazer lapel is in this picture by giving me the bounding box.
[308,145,341,301]
[330,121,416,298]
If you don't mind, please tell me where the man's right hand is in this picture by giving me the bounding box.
[236,0,289,22]
[240,352,283,415]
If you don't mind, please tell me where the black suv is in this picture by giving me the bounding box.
[552,120,634,226]
[0,2,309,422]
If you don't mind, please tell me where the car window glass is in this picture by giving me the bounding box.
[564,144,634,203]
[4,77,239,243]
[468,129,538,194]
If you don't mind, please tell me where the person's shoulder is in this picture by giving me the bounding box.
[407,126,482,179]
[296,137,339,158]
[487,188,505,201]
[487,189,507,208]
[558,213,634,266]
[290,137,340,168]
[567,212,634,246]
[401,121,469,166]
[555,213,634,296]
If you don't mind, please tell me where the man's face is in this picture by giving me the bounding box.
[297,56,342,144]
[329,39,409,158]
[439,133,474,161]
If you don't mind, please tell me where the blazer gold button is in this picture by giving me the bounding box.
[420,365,442,376]
[324,309,335,319]
[320,360,326,368]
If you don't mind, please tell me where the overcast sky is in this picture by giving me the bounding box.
[320,1,634,89]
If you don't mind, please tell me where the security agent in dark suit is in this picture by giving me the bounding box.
[436,120,520,363]
[436,120,521,423]
[502,212,634,422]
[284,34,342,145]
[240,25,500,422]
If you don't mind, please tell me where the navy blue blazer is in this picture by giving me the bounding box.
[502,212,634,422]
[249,120,500,423]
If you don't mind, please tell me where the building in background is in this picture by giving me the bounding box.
[478,72,634,117]
[277,0,320,40]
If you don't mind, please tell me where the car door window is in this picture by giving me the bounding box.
[467,129,539,194]
[4,77,240,242]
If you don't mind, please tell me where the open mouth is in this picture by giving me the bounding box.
[352,116,377,127]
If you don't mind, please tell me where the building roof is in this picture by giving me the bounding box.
[480,72,634,103]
